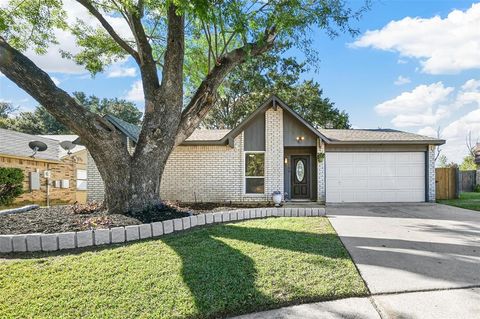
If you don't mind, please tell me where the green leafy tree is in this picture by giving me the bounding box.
[459,155,476,171]
[0,0,369,213]
[73,92,142,125]
[3,94,143,134]
[0,167,24,206]
[204,52,349,129]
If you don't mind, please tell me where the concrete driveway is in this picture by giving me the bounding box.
[328,203,480,293]
[234,203,480,319]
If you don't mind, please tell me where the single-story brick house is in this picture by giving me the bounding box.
[85,95,445,204]
[0,129,88,206]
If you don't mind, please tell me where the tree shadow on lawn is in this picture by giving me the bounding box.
[1,221,362,318]
[162,223,357,318]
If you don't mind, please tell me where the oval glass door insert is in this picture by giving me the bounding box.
[296,160,305,182]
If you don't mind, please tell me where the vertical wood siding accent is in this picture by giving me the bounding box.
[283,111,317,147]
[244,112,265,151]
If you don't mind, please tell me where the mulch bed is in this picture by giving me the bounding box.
[0,201,271,235]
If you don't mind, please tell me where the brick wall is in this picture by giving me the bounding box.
[86,152,105,202]
[86,107,286,203]
[160,135,244,202]
[317,139,326,203]
[427,145,436,202]
[0,155,78,206]
[264,108,284,198]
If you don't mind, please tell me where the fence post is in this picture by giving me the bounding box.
[455,167,460,199]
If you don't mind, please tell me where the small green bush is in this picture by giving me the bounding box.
[474,184,480,193]
[0,167,24,205]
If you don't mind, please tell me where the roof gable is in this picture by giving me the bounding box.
[223,95,328,143]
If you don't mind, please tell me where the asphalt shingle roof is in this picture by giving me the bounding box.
[0,128,61,161]
[105,114,230,142]
[319,128,444,144]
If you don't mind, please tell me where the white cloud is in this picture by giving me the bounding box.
[375,82,453,120]
[417,126,438,138]
[394,75,411,85]
[377,79,480,163]
[125,80,143,102]
[106,62,137,78]
[23,0,133,74]
[353,3,480,74]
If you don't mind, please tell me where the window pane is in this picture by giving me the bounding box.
[246,178,264,194]
[245,153,264,176]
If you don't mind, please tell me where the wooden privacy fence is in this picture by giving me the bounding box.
[435,167,459,200]
[459,170,476,192]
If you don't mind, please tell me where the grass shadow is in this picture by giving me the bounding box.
[163,220,362,318]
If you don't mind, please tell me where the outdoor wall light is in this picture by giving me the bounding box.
[296,136,305,142]
[284,157,288,164]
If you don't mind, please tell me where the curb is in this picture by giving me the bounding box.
[0,207,326,254]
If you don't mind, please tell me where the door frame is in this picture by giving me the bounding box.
[290,155,311,200]
[284,147,317,201]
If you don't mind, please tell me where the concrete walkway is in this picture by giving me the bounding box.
[233,288,480,319]
[233,203,480,318]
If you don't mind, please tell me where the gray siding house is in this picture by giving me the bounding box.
[86,96,444,204]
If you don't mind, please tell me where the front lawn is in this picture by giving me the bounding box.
[438,192,480,211]
[0,217,367,318]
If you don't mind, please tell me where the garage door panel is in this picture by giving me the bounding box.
[326,152,426,203]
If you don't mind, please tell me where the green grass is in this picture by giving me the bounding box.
[438,192,480,211]
[0,217,367,319]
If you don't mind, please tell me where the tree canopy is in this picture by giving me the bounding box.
[0,93,143,135]
[0,0,369,213]
[203,50,349,129]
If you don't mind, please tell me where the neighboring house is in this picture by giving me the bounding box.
[0,129,87,206]
[86,95,445,204]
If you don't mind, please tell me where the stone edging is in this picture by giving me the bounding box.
[0,204,39,216]
[0,207,326,254]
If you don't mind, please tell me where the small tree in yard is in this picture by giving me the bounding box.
[0,168,24,206]
[0,0,368,214]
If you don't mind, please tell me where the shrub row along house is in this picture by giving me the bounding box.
[0,129,87,206]
[1,96,445,206]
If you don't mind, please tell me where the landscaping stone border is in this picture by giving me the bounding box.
[0,205,39,216]
[0,207,326,254]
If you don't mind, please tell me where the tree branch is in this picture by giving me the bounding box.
[126,3,160,112]
[0,37,123,148]
[175,27,276,145]
[76,0,140,63]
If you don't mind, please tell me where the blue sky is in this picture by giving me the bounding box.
[1,0,480,163]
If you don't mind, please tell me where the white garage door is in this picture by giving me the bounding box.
[326,152,426,202]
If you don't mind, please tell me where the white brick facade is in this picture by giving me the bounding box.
[264,108,284,198]
[160,135,244,202]
[87,152,105,202]
[427,145,436,202]
[317,139,326,203]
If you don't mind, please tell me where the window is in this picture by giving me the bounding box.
[245,153,264,194]
[76,169,87,191]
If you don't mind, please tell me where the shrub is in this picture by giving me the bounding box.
[0,167,24,205]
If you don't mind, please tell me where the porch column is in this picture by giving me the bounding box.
[317,138,326,203]
[427,145,436,202]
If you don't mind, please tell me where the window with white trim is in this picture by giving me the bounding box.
[76,169,87,191]
[245,152,264,194]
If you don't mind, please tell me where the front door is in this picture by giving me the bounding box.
[291,155,310,199]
